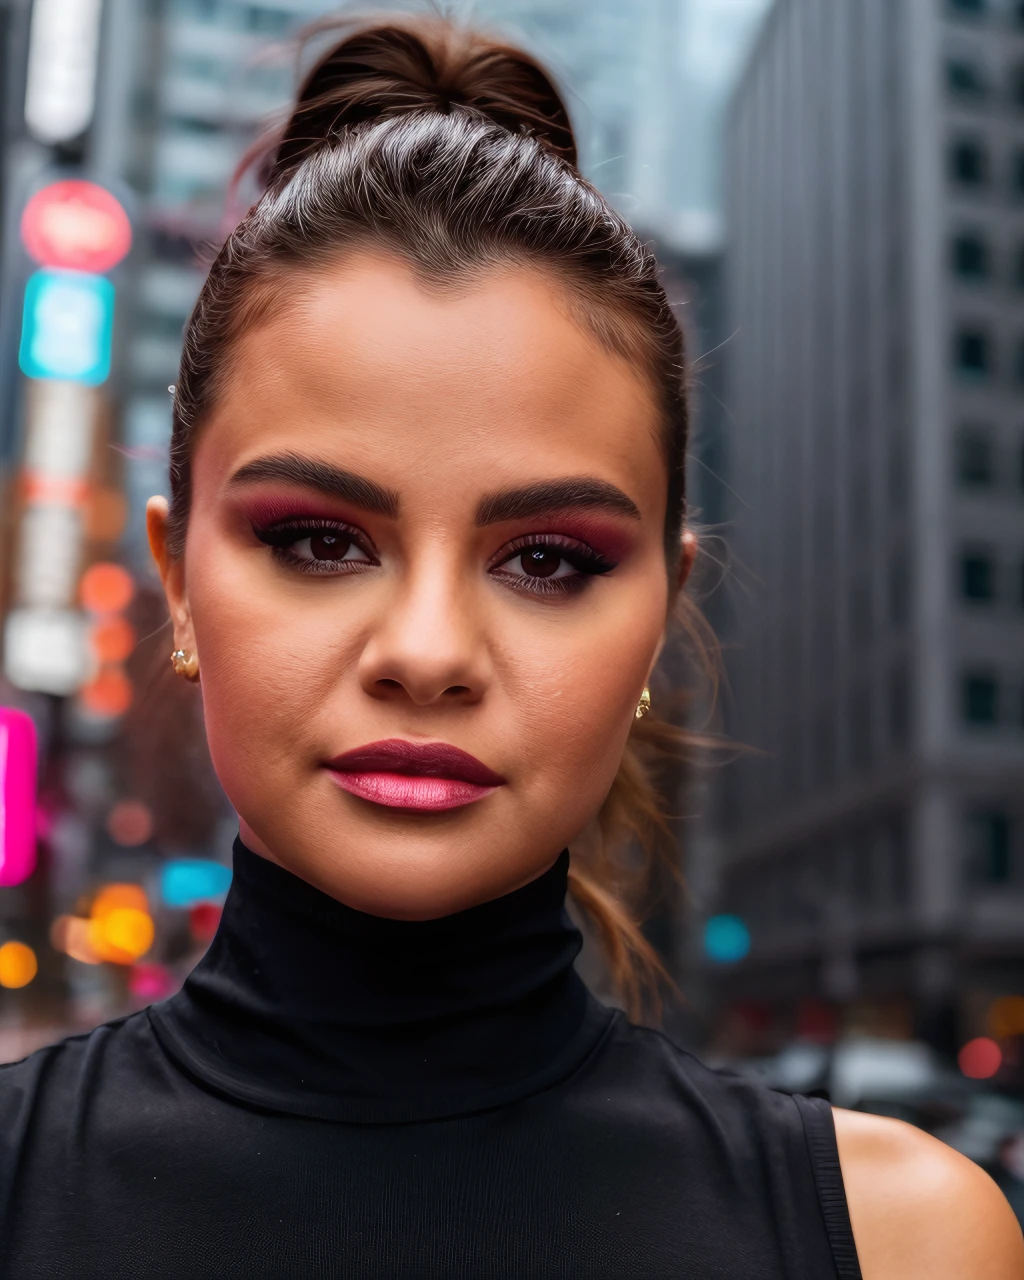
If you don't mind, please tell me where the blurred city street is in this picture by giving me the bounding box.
[2,0,1024,1221]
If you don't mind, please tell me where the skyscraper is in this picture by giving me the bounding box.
[716,0,1024,1048]
[115,0,324,567]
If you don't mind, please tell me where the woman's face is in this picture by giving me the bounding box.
[150,255,682,918]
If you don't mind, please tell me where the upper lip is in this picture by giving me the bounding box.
[325,739,506,786]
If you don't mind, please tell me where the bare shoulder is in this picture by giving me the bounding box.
[833,1107,1024,1279]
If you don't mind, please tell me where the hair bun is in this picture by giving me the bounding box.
[268,14,577,184]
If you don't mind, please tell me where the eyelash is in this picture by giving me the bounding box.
[253,518,378,575]
[251,521,616,595]
[488,534,615,597]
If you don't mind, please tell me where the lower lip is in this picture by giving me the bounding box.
[327,770,499,812]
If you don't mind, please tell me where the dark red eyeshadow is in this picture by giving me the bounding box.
[502,515,636,562]
[234,490,363,529]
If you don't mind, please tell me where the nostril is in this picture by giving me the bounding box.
[376,679,403,690]
[443,686,470,697]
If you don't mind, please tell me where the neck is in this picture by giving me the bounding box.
[150,838,612,1123]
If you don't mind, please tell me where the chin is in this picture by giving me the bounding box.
[247,800,555,921]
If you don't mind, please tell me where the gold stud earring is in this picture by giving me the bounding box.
[635,687,651,720]
[170,649,200,682]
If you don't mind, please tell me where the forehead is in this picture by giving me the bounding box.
[200,254,665,511]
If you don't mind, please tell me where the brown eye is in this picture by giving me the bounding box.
[310,531,351,561]
[491,537,611,595]
[520,547,562,578]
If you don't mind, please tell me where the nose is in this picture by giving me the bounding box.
[357,556,491,707]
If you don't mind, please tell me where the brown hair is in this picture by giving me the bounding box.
[168,12,710,1019]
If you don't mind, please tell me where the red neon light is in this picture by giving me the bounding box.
[21,472,89,508]
[20,180,131,274]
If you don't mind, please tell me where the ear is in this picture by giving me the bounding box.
[646,529,699,683]
[677,528,697,593]
[146,496,195,652]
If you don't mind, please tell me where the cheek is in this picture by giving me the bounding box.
[499,581,667,813]
[183,529,358,797]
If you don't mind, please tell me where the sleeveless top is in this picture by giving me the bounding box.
[0,840,861,1279]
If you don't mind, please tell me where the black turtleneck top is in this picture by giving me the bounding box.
[0,840,860,1278]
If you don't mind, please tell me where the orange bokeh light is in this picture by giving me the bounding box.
[0,941,38,988]
[52,895,157,967]
[87,885,154,965]
[50,914,100,964]
[49,915,71,952]
[89,908,154,965]
[87,917,129,964]
[92,883,148,919]
[90,616,136,664]
[988,995,1024,1041]
[79,666,133,719]
[80,561,134,614]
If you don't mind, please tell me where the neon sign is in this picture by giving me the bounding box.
[21,181,131,274]
[0,708,38,887]
[19,269,115,385]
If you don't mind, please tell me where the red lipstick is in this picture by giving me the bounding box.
[324,739,506,812]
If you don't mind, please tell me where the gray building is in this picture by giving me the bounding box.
[714,0,1024,1050]
[110,0,323,568]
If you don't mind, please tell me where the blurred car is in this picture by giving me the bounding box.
[726,1038,1024,1225]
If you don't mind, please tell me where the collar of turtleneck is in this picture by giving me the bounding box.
[149,838,613,1124]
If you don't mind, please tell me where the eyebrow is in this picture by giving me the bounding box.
[228,453,400,518]
[476,477,641,526]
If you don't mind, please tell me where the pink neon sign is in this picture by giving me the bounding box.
[0,708,38,887]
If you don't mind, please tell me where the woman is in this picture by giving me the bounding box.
[1,15,1019,1278]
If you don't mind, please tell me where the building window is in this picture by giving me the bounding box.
[849,686,872,770]
[954,327,991,377]
[888,662,910,749]
[140,312,186,343]
[150,227,199,268]
[812,710,836,788]
[967,810,1012,883]
[888,425,909,503]
[947,59,988,99]
[951,231,989,278]
[888,554,910,627]
[960,547,996,600]
[244,7,292,34]
[949,139,988,186]
[169,52,221,80]
[963,671,999,723]
[886,817,910,907]
[174,0,220,19]
[956,425,994,485]
[849,579,872,644]
[165,114,220,137]
[948,0,985,13]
